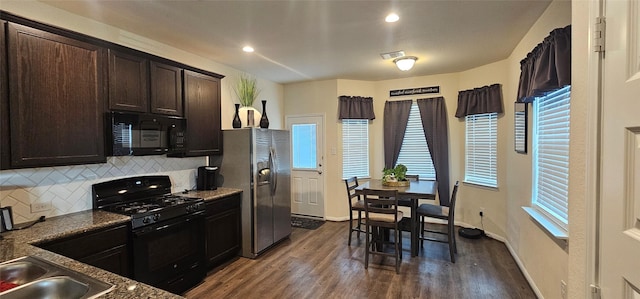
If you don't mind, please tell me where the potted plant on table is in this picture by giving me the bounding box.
[382,164,409,186]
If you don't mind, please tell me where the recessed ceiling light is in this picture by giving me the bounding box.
[385,13,399,23]
[242,46,254,53]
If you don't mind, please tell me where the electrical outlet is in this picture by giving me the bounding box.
[479,207,485,217]
[560,280,567,299]
[31,202,51,213]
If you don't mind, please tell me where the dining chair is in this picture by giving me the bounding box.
[417,181,459,263]
[398,174,419,207]
[362,188,403,274]
[344,177,366,246]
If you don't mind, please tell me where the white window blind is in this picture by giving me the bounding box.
[465,112,498,187]
[532,85,571,229]
[396,102,435,179]
[342,119,369,179]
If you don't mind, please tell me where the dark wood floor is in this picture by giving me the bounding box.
[185,221,536,299]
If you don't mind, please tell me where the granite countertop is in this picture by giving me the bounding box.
[179,187,242,202]
[0,188,243,298]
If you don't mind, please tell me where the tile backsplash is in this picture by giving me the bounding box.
[0,156,206,224]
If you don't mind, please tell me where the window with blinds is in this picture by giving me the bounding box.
[396,102,435,179]
[464,112,498,187]
[532,85,571,230]
[342,119,369,179]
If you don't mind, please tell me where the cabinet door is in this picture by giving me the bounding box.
[38,224,130,276]
[150,61,183,116]
[7,23,106,168]
[205,196,241,267]
[1,21,9,170]
[80,245,131,278]
[184,70,222,156]
[108,49,148,112]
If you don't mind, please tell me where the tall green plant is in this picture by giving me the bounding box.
[234,74,261,107]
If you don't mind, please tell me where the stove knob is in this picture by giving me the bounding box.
[153,214,160,221]
[142,216,151,224]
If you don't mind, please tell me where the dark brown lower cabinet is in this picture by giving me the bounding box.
[37,224,131,278]
[205,194,241,268]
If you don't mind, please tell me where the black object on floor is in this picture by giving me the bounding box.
[459,227,484,239]
[291,216,325,230]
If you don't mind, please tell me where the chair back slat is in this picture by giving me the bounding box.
[448,181,460,218]
[344,177,360,208]
[361,188,400,224]
[405,174,419,181]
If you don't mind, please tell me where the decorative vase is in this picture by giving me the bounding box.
[238,107,261,127]
[247,109,255,127]
[232,104,242,128]
[259,100,270,128]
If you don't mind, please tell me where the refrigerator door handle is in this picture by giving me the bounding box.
[269,147,277,196]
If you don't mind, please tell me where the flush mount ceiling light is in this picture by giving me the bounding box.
[393,56,418,71]
[242,46,254,53]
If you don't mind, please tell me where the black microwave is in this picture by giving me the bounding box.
[109,112,186,156]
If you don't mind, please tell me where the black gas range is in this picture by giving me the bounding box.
[92,175,206,295]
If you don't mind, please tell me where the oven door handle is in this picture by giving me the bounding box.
[139,211,205,234]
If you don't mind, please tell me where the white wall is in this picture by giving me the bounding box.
[568,0,592,298]
[0,1,285,223]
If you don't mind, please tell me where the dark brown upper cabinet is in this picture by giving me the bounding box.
[150,61,183,116]
[108,49,184,117]
[183,70,222,156]
[108,49,149,113]
[6,22,106,168]
[1,21,9,170]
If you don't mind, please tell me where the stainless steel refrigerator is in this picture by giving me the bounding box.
[215,128,291,258]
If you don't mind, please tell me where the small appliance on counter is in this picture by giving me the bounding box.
[0,207,14,232]
[197,166,219,191]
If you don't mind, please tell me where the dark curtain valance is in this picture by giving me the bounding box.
[338,96,376,120]
[517,25,571,103]
[455,84,503,118]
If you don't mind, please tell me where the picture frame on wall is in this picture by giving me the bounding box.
[514,102,527,154]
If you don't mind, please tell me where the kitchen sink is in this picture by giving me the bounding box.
[2,276,89,299]
[0,256,114,299]
[0,260,48,285]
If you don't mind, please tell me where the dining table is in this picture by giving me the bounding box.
[354,179,438,257]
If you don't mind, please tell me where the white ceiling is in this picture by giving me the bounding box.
[42,0,552,84]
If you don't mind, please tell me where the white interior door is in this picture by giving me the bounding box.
[599,0,640,297]
[286,115,325,218]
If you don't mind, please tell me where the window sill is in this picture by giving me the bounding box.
[462,181,498,191]
[522,207,568,240]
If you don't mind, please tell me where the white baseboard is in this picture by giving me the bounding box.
[453,221,542,298]
[325,216,349,222]
[504,241,544,298]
